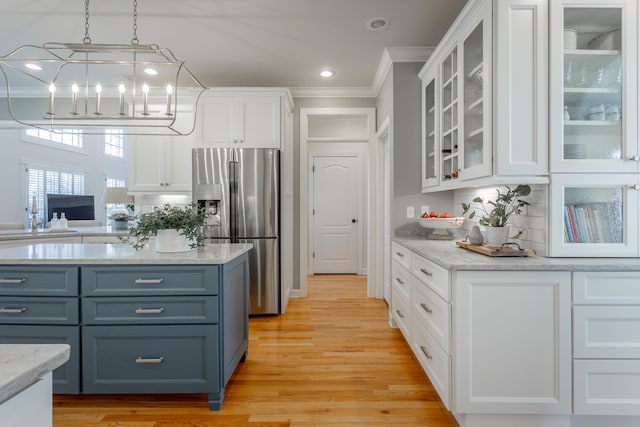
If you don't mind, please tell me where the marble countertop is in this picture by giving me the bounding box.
[0,226,127,241]
[0,242,253,265]
[394,236,640,271]
[0,344,70,404]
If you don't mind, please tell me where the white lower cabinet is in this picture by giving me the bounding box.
[573,271,640,416]
[412,321,451,409]
[455,270,572,415]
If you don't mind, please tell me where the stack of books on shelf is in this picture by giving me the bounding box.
[564,202,622,244]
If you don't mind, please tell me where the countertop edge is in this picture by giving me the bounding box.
[0,344,70,404]
[393,237,640,271]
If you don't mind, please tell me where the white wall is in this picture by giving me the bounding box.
[0,126,128,225]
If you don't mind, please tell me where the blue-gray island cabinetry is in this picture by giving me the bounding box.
[0,243,251,410]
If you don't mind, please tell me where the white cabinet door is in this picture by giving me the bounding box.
[455,270,572,414]
[128,135,192,193]
[196,94,281,148]
[495,0,548,176]
[574,359,640,415]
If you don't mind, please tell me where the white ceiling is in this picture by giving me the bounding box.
[0,0,468,94]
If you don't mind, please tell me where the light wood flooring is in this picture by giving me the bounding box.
[53,274,458,426]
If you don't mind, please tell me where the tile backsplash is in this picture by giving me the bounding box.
[134,194,192,214]
[453,184,547,256]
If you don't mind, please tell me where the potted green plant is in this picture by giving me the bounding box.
[461,184,531,246]
[109,212,131,231]
[121,203,208,252]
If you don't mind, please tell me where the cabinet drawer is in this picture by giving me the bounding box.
[412,281,450,353]
[412,322,450,410]
[574,306,640,359]
[573,272,640,305]
[0,267,78,296]
[0,297,78,324]
[0,325,80,394]
[82,266,219,296]
[412,254,449,301]
[392,242,412,270]
[82,296,219,325]
[391,261,412,302]
[82,325,220,394]
[574,360,640,416]
[391,288,412,342]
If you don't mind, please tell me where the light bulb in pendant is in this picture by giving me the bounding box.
[165,84,173,116]
[47,83,56,115]
[70,83,79,115]
[94,83,102,115]
[142,83,150,116]
[118,83,126,116]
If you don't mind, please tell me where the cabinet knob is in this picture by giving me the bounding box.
[629,185,640,191]
[629,155,640,162]
[160,183,164,186]
[238,138,243,143]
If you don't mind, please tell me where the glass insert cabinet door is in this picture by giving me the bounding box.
[550,174,639,257]
[440,46,459,183]
[551,1,638,173]
[422,74,438,188]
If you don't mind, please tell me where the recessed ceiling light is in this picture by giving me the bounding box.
[319,69,335,79]
[367,17,389,31]
[144,68,158,75]
[25,63,42,71]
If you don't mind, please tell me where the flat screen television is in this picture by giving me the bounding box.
[46,194,95,221]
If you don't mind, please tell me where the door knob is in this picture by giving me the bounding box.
[352,219,357,223]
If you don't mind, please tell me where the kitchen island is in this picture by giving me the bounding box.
[0,344,70,427]
[391,237,640,427]
[0,242,251,410]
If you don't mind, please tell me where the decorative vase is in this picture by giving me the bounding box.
[483,226,509,247]
[155,229,195,253]
[469,225,484,245]
[112,219,129,231]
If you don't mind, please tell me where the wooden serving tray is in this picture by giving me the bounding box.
[456,241,536,257]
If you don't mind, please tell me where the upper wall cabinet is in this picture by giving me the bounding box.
[195,91,284,149]
[420,0,549,192]
[549,0,638,173]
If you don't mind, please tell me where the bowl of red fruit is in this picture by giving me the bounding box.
[417,211,464,240]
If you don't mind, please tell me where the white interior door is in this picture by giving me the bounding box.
[312,155,359,274]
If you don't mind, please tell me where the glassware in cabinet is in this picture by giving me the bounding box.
[549,174,639,257]
[551,2,638,173]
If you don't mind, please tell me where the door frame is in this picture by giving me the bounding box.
[308,149,364,275]
[299,107,376,298]
[374,116,391,302]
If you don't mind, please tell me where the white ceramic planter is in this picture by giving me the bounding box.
[155,229,195,253]
[484,226,509,247]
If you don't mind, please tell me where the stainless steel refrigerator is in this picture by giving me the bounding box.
[193,147,280,315]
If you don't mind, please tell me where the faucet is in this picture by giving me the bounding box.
[31,212,42,232]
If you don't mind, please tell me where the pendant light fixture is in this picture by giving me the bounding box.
[0,0,206,135]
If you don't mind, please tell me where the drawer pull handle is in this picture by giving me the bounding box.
[0,307,26,314]
[395,277,405,285]
[135,357,164,364]
[0,278,26,284]
[420,268,433,277]
[420,346,433,360]
[135,278,165,285]
[420,303,432,314]
[395,252,404,257]
[395,309,404,319]
[135,308,164,314]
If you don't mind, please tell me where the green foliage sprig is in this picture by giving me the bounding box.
[119,203,208,250]
[461,185,531,232]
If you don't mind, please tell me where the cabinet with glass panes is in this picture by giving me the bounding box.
[419,0,548,193]
[550,1,637,173]
[421,69,438,188]
[548,0,639,257]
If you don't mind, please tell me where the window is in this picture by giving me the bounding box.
[26,165,85,226]
[104,129,125,158]
[24,128,83,149]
